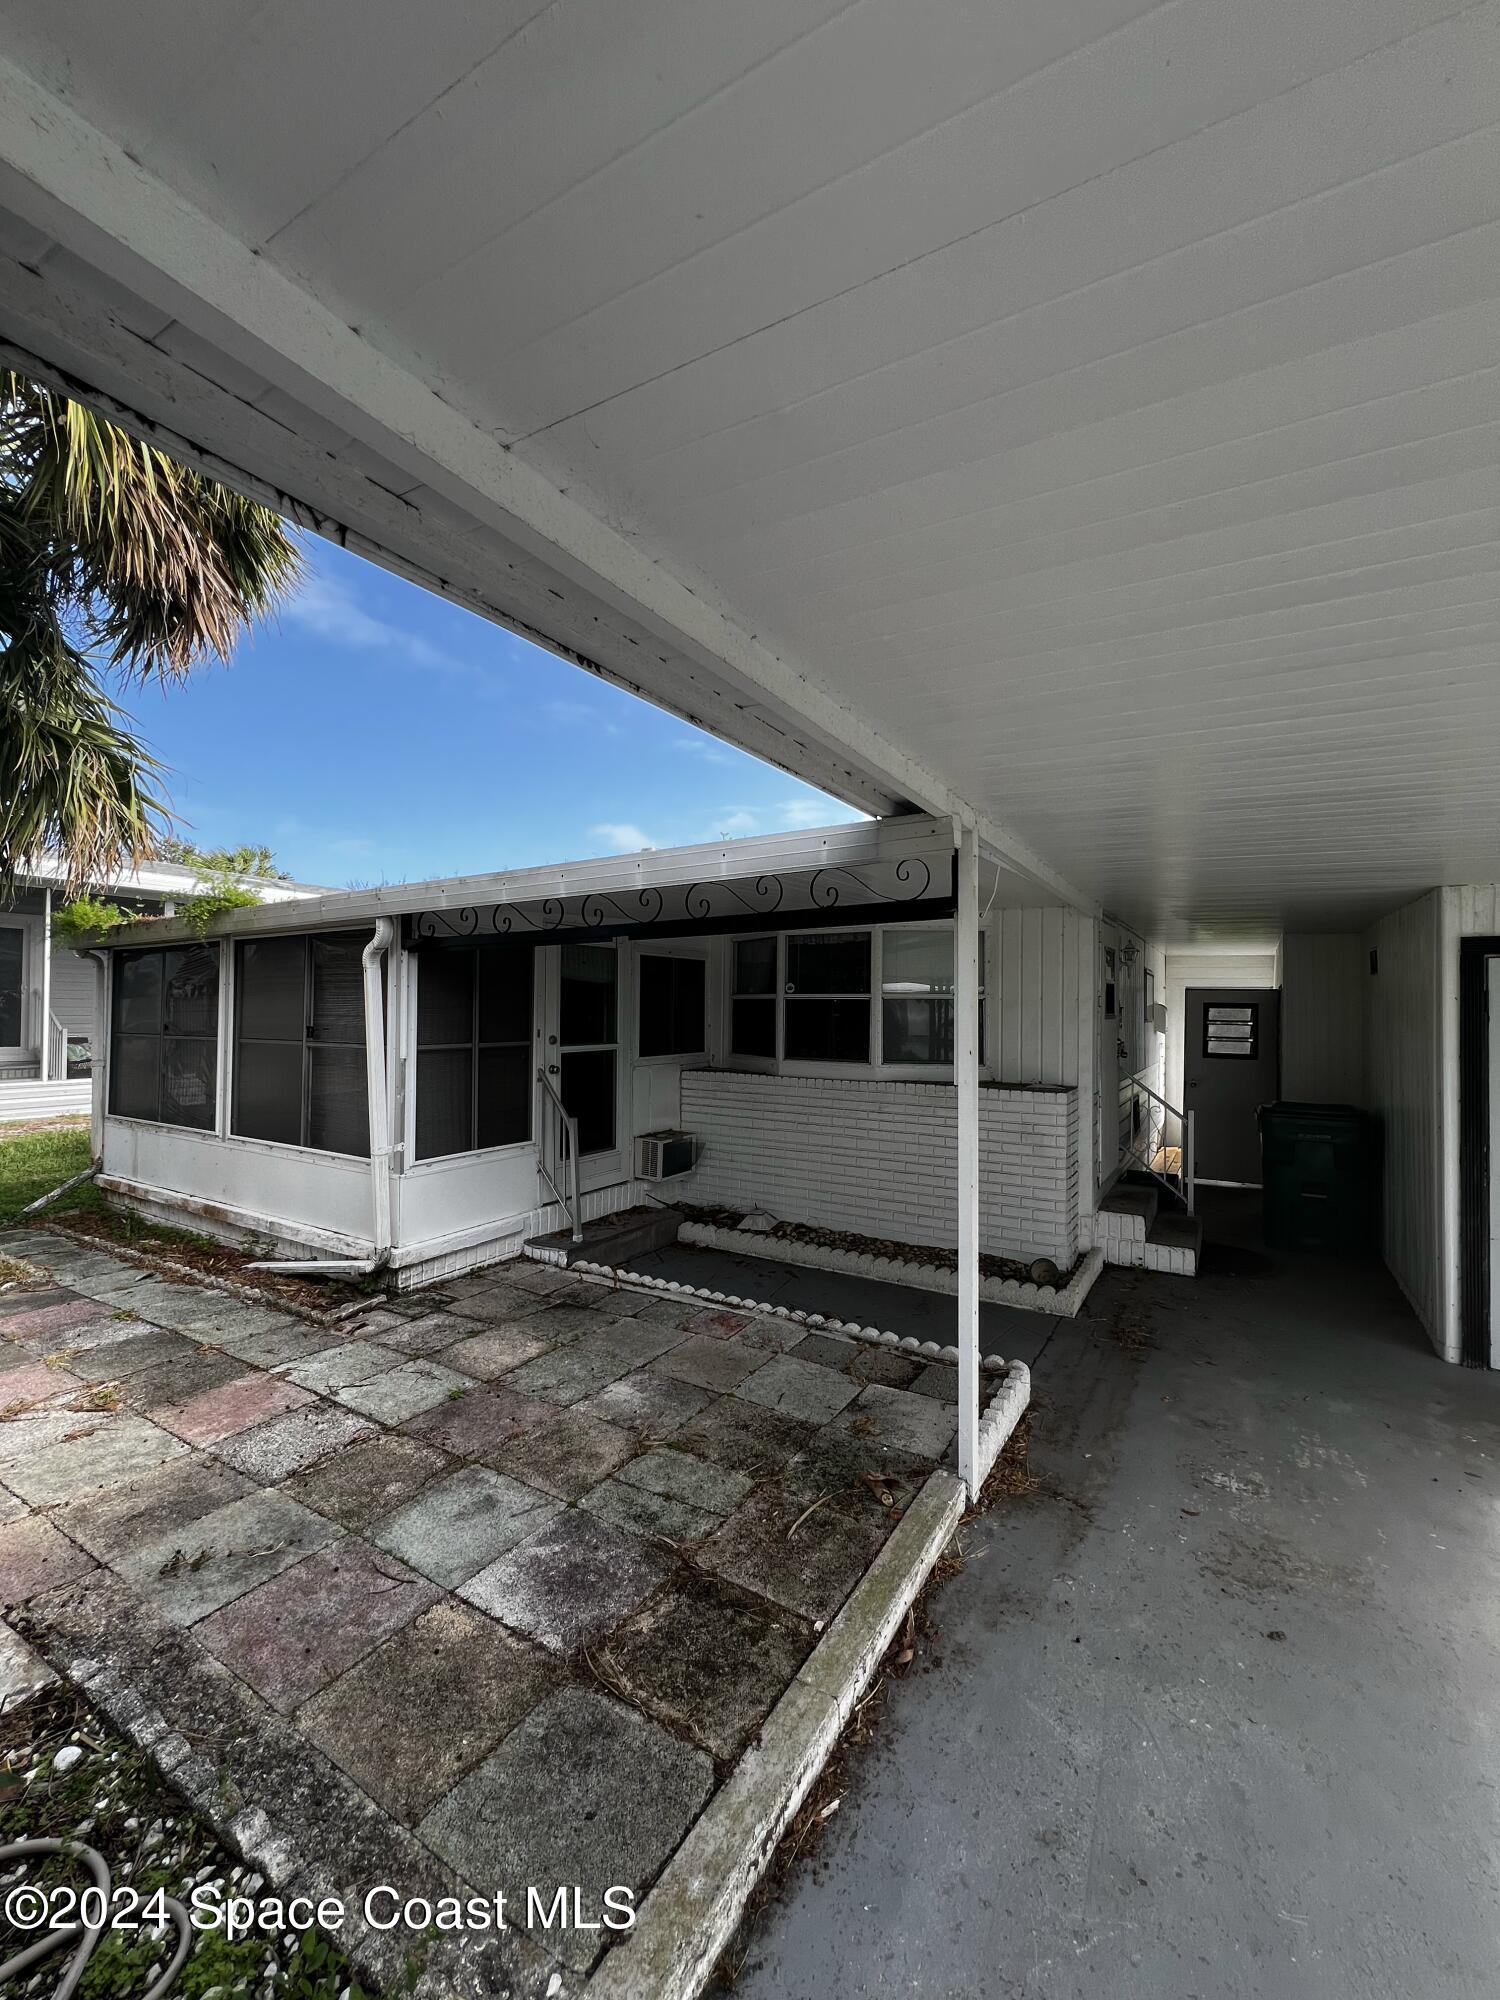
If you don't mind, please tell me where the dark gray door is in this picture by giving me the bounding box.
[1184,987,1280,1184]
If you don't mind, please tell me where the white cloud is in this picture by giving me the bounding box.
[591,822,657,853]
[778,797,845,829]
[673,736,735,766]
[285,571,489,686]
[545,697,623,736]
[716,809,760,837]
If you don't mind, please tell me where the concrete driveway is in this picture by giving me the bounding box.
[735,1194,1500,2000]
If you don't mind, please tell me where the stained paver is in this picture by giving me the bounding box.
[116,1487,339,1624]
[606,1573,813,1758]
[614,1446,754,1517]
[401,1383,556,1458]
[436,1284,550,1325]
[1,1298,116,1345]
[153,1371,312,1446]
[652,1335,765,1393]
[55,1453,253,1560]
[376,1312,485,1356]
[682,1308,758,1339]
[575,1368,714,1437]
[211,1402,373,1483]
[786,1331,861,1371]
[696,1485,888,1623]
[284,1340,401,1394]
[371,1466,560,1587]
[282,1433,451,1530]
[826,1382,959,1458]
[64,1328,200,1383]
[333,1358,473,1424]
[671,1395,817,1475]
[0,1515,97,1606]
[502,1340,639,1408]
[493,1409,640,1501]
[435,1324,557,1378]
[0,1359,80,1408]
[581,1477,716,1542]
[301,1599,562,1824]
[124,1348,246,1413]
[197,1538,437,1710]
[735,1351,861,1424]
[418,1687,714,1972]
[0,1413,188,1507]
[459,1509,669,1652]
[209,1321,342,1370]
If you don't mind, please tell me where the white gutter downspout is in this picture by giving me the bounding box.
[249,917,396,1279]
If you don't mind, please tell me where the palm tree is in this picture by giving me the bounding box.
[0,372,302,892]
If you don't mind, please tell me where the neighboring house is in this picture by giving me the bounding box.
[0,858,319,1122]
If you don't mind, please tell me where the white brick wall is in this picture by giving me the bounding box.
[679,1069,1078,1264]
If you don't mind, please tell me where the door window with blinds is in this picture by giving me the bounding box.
[1203,1001,1259,1059]
[109,944,220,1129]
[232,933,370,1154]
[0,928,23,1048]
[415,944,533,1160]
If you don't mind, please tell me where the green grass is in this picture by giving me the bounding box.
[0,1121,97,1226]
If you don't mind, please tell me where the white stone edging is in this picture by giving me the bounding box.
[561,1257,1014,1376]
[673,1220,1104,1318]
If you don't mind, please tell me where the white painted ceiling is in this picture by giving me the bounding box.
[0,0,1496,940]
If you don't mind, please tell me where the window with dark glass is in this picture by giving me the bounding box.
[415,944,533,1160]
[638,954,706,1059]
[232,932,370,1154]
[880,928,986,1065]
[784,931,871,1063]
[109,944,219,1129]
[558,943,618,1156]
[0,928,23,1048]
[730,936,777,1059]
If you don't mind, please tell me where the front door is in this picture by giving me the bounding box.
[539,942,625,1190]
[1184,986,1280,1184]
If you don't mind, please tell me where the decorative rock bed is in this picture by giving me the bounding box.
[670,1220,1104,1320]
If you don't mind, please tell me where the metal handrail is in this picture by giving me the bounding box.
[1122,1072,1196,1214]
[536,1067,584,1244]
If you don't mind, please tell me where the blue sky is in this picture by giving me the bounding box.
[120,537,855,888]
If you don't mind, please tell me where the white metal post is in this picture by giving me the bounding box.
[955,819,981,1498]
[38,886,52,1082]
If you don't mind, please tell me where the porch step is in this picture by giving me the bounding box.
[1097,1184,1158,1244]
[1142,1210,1202,1278]
[523,1204,683,1270]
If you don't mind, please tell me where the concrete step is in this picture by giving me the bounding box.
[524,1204,683,1269]
[1142,1210,1202,1277]
[1098,1184,1159,1240]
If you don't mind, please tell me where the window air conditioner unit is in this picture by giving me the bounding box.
[636,1130,697,1181]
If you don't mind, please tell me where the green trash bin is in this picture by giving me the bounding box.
[1258,1102,1378,1256]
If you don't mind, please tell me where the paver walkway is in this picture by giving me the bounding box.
[0,1227,971,1995]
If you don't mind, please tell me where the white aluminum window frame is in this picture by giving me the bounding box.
[634,942,711,1069]
[720,920,991,1081]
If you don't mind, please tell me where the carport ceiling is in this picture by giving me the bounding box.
[0,1,1496,942]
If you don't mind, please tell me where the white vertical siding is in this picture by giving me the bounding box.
[1362,892,1446,1358]
[49,948,98,1038]
[993,908,1081,1085]
[1281,934,1365,1105]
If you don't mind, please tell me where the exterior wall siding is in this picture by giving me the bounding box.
[678,1068,1079,1265]
[1362,893,1445,1357]
[1281,933,1364,1105]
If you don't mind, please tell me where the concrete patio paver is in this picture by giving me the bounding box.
[0,1513,98,1606]
[581,1477,717,1543]
[196,1538,438,1710]
[605,1572,813,1758]
[493,1407,640,1500]
[459,1508,670,1652]
[418,1686,714,1972]
[826,1380,959,1458]
[283,1339,402,1394]
[55,1453,253,1560]
[116,1486,339,1624]
[154,1370,312,1446]
[696,1484,889,1623]
[400,1382,556,1458]
[301,1598,563,1824]
[435,1322,556,1377]
[333,1357,473,1423]
[64,1327,199,1382]
[282,1432,451,1529]
[652,1334,765,1393]
[0,1358,81,1406]
[1,1412,188,1506]
[211,1401,373,1483]
[575,1367,715,1437]
[614,1445,754,1517]
[371,1464,560,1587]
[735,1350,862,1423]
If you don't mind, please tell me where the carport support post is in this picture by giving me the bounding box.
[955,819,981,1497]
